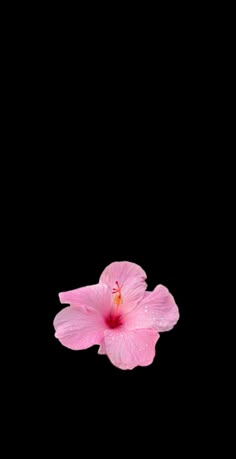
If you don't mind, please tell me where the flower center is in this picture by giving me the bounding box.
[112,281,123,306]
[105,313,123,329]
[105,281,124,329]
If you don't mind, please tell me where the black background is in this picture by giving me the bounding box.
[22,80,203,448]
[4,4,222,453]
[31,131,199,445]
[16,27,206,450]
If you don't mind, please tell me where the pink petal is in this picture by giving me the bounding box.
[99,261,147,313]
[124,285,179,332]
[116,278,147,314]
[59,283,112,315]
[98,340,106,355]
[103,328,159,370]
[53,306,106,350]
[100,261,147,286]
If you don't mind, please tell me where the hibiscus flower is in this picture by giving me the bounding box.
[53,261,179,370]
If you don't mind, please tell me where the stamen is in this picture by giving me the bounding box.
[112,280,123,306]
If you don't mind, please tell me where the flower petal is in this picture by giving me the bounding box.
[59,283,112,315]
[100,261,147,287]
[99,261,147,313]
[124,285,179,332]
[53,306,106,350]
[98,340,106,355]
[103,328,159,370]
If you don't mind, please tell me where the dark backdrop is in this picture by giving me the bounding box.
[22,50,203,448]
[8,9,214,455]
[31,129,198,440]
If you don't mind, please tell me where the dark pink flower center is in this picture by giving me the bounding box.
[105,313,123,329]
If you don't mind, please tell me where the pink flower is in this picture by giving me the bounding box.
[53,261,179,370]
